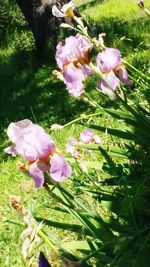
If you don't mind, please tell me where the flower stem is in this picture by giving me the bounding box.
[122,60,150,82]
[37,228,60,256]
[63,111,102,128]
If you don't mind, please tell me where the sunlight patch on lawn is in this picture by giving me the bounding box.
[78,0,148,20]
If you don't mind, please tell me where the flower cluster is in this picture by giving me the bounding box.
[52,2,132,100]
[4,120,71,187]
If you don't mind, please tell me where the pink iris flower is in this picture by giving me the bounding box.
[80,129,102,144]
[4,119,72,187]
[96,48,132,98]
[55,34,93,97]
[52,1,75,25]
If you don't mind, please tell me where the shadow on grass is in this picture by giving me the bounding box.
[0,48,90,133]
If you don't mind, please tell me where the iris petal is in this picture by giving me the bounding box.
[50,154,72,182]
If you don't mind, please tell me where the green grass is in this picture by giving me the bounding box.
[80,0,145,19]
[0,0,150,266]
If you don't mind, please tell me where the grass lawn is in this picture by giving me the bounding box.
[0,0,150,266]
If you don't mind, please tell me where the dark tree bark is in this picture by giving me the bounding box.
[15,0,69,53]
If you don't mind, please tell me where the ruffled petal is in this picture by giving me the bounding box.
[55,34,92,70]
[50,154,72,182]
[28,161,48,187]
[4,145,17,156]
[6,119,56,162]
[61,1,75,13]
[81,64,93,76]
[7,119,32,143]
[15,124,56,161]
[52,5,64,18]
[98,71,120,99]
[63,63,85,97]
[118,66,132,85]
[97,48,121,73]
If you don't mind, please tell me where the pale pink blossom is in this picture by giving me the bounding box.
[4,119,55,161]
[96,48,132,97]
[97,71,120,100]
[4,119,71,187]
[56,34,92,69]
[80,129,102,144]
[118,66,132,85]
[55,34,92,97]
[28,161,48,188]
[63,63,86,97]
[96,48,121,73]
[50,153,71,182]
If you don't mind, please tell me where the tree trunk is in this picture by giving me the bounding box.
[15,0,69,53]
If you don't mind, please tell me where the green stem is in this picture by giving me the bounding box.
[122,60,150,82]
[37,228,60,256]
[80,247,102,263]
[50,103,102,132]
[73,16,93,42]
[80,242,112,264]
[83,92,102,109]
[6,216,60,255]
[62,111,102,128]
[128,74,149,87]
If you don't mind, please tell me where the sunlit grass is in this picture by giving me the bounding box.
[76,0,150,20]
